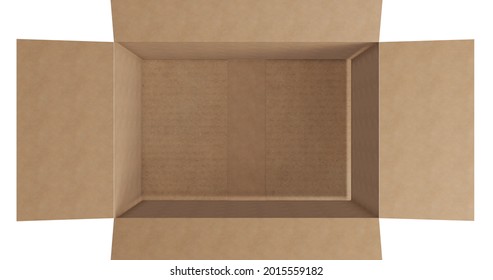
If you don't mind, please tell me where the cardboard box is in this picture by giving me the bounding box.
[17,0,474,260]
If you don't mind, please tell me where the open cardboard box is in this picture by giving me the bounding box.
[17,0,474,260]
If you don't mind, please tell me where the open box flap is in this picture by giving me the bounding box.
[17,40,114,220]
[379,40,474,220]
[112,218,382,259]
[111,0,382,42]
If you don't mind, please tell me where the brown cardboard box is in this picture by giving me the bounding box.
[17,0,474,260]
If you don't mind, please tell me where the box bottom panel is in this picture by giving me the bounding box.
[141,59,349,200]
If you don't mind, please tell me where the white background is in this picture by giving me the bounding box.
[1,0,491,279]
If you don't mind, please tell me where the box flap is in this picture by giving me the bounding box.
[379,41,474,220]
[111,0,382,42]
[112,218,381,259]
[17,40,114,220]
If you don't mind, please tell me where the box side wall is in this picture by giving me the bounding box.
[112,0,382,42]
[17,40,114,220]
[119,200,374,218]
[350,45,379,216]
[379,40,474,220]
[114,44,143,216]
[120,42,374,60]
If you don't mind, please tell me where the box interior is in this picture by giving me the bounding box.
[114,42,379,218]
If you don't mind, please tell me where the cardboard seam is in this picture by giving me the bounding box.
[141,194,349,201]
[117,197,143,218]
[227,60,230,199]
[351,200,378,218]
[112,42,116,217]
[140,56,144,199]
[346,59,352,201]
[264,60,267,198]
[348,44,375,60]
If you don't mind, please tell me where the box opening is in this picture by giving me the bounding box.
[114,42,379,218]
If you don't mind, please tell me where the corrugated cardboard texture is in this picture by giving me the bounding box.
[350,45,379,215]
[17,40,113,220]
[380,40,474,220]
[142,61,229,198]
[228,60,266,196]
[141,60,348,200]
[111,0,382,42]
[114,44,142,216]
[119,43,374,60]
[112,218,381,259]
[266,60,348,198]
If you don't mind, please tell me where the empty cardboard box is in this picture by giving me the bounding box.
[17,0,474,260]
